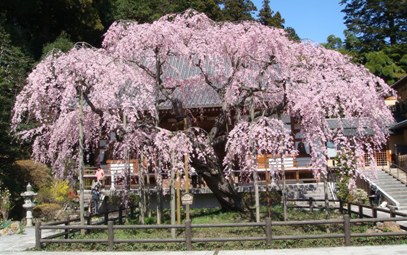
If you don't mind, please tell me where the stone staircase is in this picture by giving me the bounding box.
[375,169,407,210]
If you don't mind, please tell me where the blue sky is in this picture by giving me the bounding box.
[252,0,347,43]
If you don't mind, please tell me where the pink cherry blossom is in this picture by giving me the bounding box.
[13,9,394,182]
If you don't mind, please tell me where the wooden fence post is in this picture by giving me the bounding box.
[185,220,192,250]
[390,207,396,218]
[347,203,352,216]
[104,210,109,224]
[87,213,92,225]
[107,220,114,251]
[86,214,92,234]
[119,207,123,224]
[339,200,343,214]
[35,221,41,249]
[358,204,363,218]
[372,206,377,218]
[130,206,134,218]
[343,214,351,246]
[265,217,272,245]
[309,197,314,212]
[64,216,70,239]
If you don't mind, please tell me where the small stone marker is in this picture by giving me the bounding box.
[181,193,193,205]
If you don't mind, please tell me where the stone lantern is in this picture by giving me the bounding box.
[21,183,37,227]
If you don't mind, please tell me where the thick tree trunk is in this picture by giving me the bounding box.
[191,149,244,211]
[196,163,244,211]
[188,110,245,212]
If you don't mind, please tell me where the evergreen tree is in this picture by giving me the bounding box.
[340,0,406,52]
[364,51,404,84]
[112,0,224,23]
[0,24,33,209]
[284,27,301,42]
[0,0,111,58]
[175,0,224,21]
[258,0,284,28]
[221,0,257,21]
[322,34,344,50]
[112,0,172,23]
[340,0,406,83]
[41,32,74,58]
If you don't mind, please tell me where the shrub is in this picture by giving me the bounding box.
[15,160,52,190]
[51,180,70,203]
[350,188,368,204]
[0,188,11,220]
[33,203,62,221]
[37,179,72,204]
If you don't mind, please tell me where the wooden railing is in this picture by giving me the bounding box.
[35,199,407,251]
[391,154,407,184]
[36,206,136,244]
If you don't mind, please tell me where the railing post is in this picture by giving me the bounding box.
[86,214,92,234]
[130,206,134,218]
[309,197,314,212]
[119,207,123,224]
[339,200,343,214]
[185,220,192,250]
[358,204,363,218]
[347,203,352,216]
[64,216,70,239]
[265,217,272,245]
[104,210,109,224]
[107,220,114,251]
[372,206,377,218]
[35,221,41,249]
[390,207,396,218]
[343,214,351,246]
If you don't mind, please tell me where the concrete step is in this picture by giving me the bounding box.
[393,198,407,203]
[376,176,403,182]
[377,178,404,183]
[377,187,406,192]
[375,169,407,208]
[390,192,407,197]
[377,188,406,192]
[377,185,406,190]
[393,196,407,200]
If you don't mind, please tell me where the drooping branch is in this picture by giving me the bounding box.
[78,87,104,118]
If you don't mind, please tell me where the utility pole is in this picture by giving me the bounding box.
[78,87,85,234]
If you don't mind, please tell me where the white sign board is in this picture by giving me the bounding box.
[181,193,194,205]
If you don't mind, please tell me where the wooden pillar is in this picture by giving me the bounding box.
[176,171,181,224]
[184,154,190,221]
[185,220,192,250]
[64,216,70,239]
[343,214,351,246]
[35,221,41,249]
[265,217,272,245]
[282,157,287,221]
[170,152,176,238]
[107,220,114,251]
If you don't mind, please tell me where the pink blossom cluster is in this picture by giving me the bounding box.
[12,9,394,179]
[224,117,296,175]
